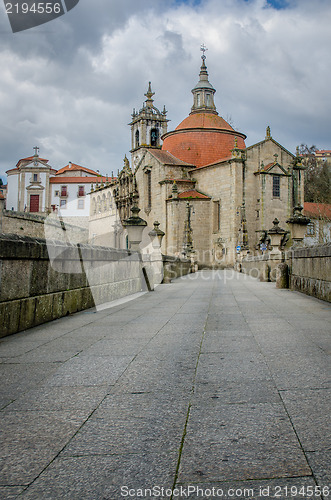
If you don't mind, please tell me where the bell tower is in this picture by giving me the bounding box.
[130,82,169,153]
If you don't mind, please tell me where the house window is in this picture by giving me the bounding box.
[213,201,221,232]
[306,222,315,235]
[150,128,158,147]
[33,173,38,182]
[78,199,84,209]
[60,199,67,208]
[55,190,59,197]
[272,176,280,198]
[78,186,85,197]
[61,185,67,197]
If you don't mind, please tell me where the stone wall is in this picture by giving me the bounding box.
[0,234,193,338]
[0,205,88,242]
[240,244,331,302]
[290,244,331,302]
[162,255,191,283]
[0,234,143,338]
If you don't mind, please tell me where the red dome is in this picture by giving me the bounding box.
[162,112,246,168]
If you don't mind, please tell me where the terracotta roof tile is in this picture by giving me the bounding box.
[162,111,246,168]
[178,189,210,199]
[304,202,331,219]
[16,156,49,166]
[149,149,195,167]
[175,112,235,132]
[50,176,107,184]
[56,163,98,176]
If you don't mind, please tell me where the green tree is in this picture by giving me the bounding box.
[299,144,331,204]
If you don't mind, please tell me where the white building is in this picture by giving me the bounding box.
[6,149,108,229]
[6,148,56,213]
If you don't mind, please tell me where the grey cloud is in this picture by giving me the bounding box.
[0,0,330,179]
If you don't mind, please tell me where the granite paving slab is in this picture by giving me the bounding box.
[0,271,329,498]
[44,355,134,387]
[3,386,108,412]
[279,388,331,451]
[194,379,281,404]
[19,453,178,500]
[178,402,311,483]
[196,352,273,384]
[0,410,90,485]
[306,450,331,485]
[0,486,27,499]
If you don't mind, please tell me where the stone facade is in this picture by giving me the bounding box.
[89,55,304,268]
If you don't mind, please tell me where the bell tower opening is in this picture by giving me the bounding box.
[129,82,169,153]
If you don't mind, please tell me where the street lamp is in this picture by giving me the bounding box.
[122,203,147,252]
[148,221,165,249]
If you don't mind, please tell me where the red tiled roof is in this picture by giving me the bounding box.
[149,149,195,167]
[50,176,107,184]
[162,112,246,168]
[16,156,49,166]
[262,162,274,171]
[175,112,235,132]
[178,189,210,199]
[315,150,331,154]
[304,203,331,219]
[56,163,98,176]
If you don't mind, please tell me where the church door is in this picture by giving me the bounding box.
[30,194,40,212]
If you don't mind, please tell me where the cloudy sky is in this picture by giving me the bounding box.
[0,0,330,181]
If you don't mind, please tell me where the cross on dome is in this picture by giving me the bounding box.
[200,43,208,61]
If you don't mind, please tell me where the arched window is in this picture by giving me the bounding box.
[150,128,158,147]
[92,198,97,215]
[135,130,140,148]
[197,93,201,106]
[102,194,106,212]
[107,192,112,211]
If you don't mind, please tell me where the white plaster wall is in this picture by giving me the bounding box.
[6,174,19,211]
[51,182,91,217]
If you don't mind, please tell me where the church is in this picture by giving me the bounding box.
[92,50,305,267]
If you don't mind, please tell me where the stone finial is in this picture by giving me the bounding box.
[148,220,165,248]
[267,218,289,253]
[91,183,94,192]
[162,105,167,115]
[145,82,155,107]
[286,205,310,246]
[273,153,278,163]
[266,126,271,139]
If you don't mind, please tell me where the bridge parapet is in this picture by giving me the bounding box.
[240,243,331,302]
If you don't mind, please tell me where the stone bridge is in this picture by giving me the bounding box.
[0,271,330,499]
